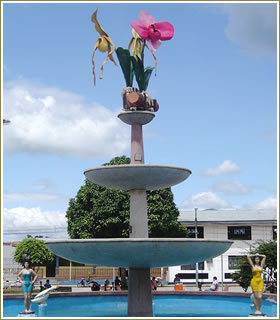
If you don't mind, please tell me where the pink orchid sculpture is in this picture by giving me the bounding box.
[91,9,174,92]
[130,11,174,51]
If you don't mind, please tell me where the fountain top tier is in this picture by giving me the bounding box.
[84,164,191,191]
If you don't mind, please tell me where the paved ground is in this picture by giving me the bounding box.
[3,273,247,294]
[71,284,246,293]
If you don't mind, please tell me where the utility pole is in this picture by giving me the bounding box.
[221,254,224,292]
[195,208,199,287]
[113,267,116,291]
[69,261,72,281]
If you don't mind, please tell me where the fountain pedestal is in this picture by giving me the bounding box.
[124,111,154,316]
[128,268,153,316]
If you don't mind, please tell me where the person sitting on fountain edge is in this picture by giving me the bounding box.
[39,281,45,292]
[104,279,111,291]
[114,276,121,290]
[205,276,219,291]
[44,279,51,289]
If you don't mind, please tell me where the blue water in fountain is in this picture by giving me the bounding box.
[3,295,277,317]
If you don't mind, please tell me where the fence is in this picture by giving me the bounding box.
[3,266,46,278]
[56,266,164,279]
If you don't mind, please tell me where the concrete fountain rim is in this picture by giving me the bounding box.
[84,164,192,173]
[44,238,233,244]
[83,164,192,190]
[44,238,234,268]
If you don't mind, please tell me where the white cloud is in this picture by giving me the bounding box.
[212,180,249,195]
[3,207,68,241]
[4,192,66,202]
[222,3,277,58]
[181,191,231,210]
[30,179,56,191]
[254,197,277,210]
[3,207,67,229]
[203,160,240,176]
[3,80,129,159]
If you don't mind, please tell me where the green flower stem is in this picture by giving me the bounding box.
[141,40,146,64]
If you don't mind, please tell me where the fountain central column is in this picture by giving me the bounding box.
[130,123,148,238]
[127,116,153,316]
[131,123,144,164]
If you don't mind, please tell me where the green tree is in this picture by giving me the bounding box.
[231,258,252,292]
[13,238,55,271]
[231,240,277,293]
[66,155,188,239]
[66,155,188,289]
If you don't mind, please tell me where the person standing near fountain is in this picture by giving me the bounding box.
[17,260,38,314]
[174,274,181,284]
[247,253,266,315]
[151,277,157,291]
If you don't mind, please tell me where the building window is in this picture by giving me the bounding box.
[228,256,245,269]
[186,226,204,238]
[177,273,208,279]
[181,262,205,270]
[228,226,251,240]
[273,226,277,240]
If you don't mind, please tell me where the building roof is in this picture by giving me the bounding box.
[178,209,277,225]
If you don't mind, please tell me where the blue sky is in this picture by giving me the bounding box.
[2,1,278,241]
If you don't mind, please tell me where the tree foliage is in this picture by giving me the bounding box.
[230,258,252,292]
[231,240,277,293]
[13,238,55,267]
[66,155,188,239]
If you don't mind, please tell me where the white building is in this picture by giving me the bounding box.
[167,209,277,284]
[2,242,22,280]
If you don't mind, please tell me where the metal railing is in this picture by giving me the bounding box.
[56,266,162,280]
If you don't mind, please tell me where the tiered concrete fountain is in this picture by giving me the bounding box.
[46,89,233,317]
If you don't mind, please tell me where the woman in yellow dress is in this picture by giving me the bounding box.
[247,253,266,315]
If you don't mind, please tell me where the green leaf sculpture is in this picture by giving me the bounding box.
[131,57,154,92]
[116,47,134,87]
[142,66,154,92]
[115,47,154,91]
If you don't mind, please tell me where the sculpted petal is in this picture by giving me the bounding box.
[91,9,108,37]
[138,10,155,27]
[130,22,149,39]
[153,21,174,40]
[147,39,162,51]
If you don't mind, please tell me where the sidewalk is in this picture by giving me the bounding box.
[157,284,245,293]
[70,284,246,293]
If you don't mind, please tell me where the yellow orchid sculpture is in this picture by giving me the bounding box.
[91,9,117,85]
[128,28,143,59]
[128,28,157,75]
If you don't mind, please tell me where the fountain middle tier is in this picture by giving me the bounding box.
[84,164,191,190]
[45,238,233,268]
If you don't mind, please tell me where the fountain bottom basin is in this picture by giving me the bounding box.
[3,294,277,317]
[45,238,233,268]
